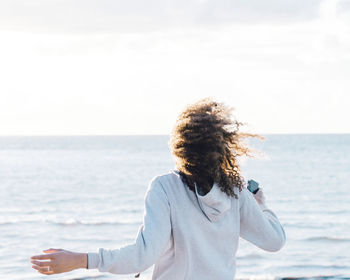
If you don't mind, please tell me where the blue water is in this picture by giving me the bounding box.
[0,135,349,280]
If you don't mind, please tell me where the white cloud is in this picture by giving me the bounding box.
[0,0,330,33]
[0,0,349,134]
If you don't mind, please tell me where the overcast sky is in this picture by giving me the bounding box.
[0,0,349,135]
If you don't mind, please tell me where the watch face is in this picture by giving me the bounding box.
[248,180,259,193]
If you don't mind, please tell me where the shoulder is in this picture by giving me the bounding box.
[147,170,183,198]
[150,170,181,187]
[147,170,181,193]
[237,188,252,209]
[238,187,250,198]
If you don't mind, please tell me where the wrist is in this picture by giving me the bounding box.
[76,253,88,269]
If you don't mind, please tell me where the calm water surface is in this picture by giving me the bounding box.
[0,135,349,279]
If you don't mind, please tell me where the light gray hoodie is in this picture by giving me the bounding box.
[87,170,286,279]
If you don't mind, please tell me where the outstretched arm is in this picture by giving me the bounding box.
[30,176,172,275]
[87,177,172,274]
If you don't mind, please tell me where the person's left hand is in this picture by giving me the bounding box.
[253,187,266,205]
[30,248,87,275]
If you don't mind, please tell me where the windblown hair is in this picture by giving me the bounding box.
[169,98,261,198]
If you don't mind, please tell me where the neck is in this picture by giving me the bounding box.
[196,178,214,196]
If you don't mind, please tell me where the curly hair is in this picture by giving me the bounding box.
[169,98,261,198]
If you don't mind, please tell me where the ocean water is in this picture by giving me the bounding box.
[0,135,349,280]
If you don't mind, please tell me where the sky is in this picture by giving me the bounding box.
[0,0,349,135]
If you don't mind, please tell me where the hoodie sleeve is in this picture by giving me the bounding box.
[87,176,172,274]
[239,188,286,252]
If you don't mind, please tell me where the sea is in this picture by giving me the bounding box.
[0,135,349,280]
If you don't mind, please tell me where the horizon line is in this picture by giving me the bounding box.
[0,133,349,137]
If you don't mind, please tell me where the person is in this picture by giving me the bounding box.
[30,98,286,279]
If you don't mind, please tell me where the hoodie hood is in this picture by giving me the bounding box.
[194,182,232,222]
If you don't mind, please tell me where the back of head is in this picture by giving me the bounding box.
[169,98,260,198]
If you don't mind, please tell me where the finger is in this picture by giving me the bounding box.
[39,270,55,275]
[32,264,51,273]
[31,260,52,267]
[43,248,62,253]
[33,265,55,275]
[31,254,54,260]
